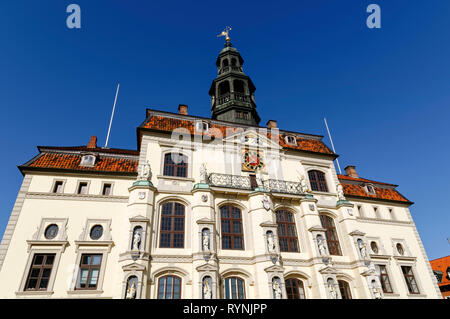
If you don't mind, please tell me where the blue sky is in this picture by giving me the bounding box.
[0,0,449,260]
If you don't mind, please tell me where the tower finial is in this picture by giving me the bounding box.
[217,26,232,45]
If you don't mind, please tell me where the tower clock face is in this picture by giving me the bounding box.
[242,149,264,171]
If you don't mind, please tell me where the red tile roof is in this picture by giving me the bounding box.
[21,152,138,175]
[141,115,334,156]
[430,256,450,290]
[337,174,410,204]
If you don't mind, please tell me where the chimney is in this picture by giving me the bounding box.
[178,104,188,115]
[345,165,358,178]
[266,120,277,129]
[87,136,97,149]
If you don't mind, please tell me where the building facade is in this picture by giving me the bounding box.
[0,39,442,299]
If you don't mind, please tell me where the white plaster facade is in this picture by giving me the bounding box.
[0,123,442,299]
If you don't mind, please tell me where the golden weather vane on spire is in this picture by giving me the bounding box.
[217,26,232,42]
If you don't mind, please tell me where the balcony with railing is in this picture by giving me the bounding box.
[217,93,250,106]
[207,173,305,196]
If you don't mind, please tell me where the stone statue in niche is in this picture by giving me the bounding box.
[267,232,276,253]
[200,163,208,183]
[371,280,383,299]
[203,278,212,299]
[336,183,346,201]
[132,230,141,251]
[256,167,264,188]
[202,230,210,251]
[327,278,338,299]
[126,280,137,299]
[272,279,282,299]
[317,235,327,256]
[358,239,368,259]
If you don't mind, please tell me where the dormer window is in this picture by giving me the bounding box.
[80,154,96,167]
[365,184,376,195]
[285,135,297,145]
[195,121,210,132]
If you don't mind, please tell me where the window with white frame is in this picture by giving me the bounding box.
[284,135,297,145]
[52,181,64,193]
[80,154,96,167]
[195,121,210,132]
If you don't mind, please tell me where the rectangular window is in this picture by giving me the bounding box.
[236,111,242,119]
[53,181,64,193]
[401,266,420,294]
[243,112,249,120]
[357,205,363,217]
[76,254,102,290]
[77,182,88,195]
[102,183,112,196]
[24,254,55,291]
[376,265,393,293]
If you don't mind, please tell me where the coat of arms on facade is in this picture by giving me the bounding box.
[262,195,271,211]
[242,149,264,172]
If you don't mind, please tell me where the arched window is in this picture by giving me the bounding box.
[231,58,237,66]
[224,276,245,299]
[233,80,245,94]
[157,275,181,299]
[220,205,244,250]
[319,214,342,256]
[308,170,328,192]
[338,280,352,299]
[159,202,185,248]
[275,210,299,252]
[285,278,306,299]
[218,81,230,96]
[222,59,229,67]
[163,153,188,178]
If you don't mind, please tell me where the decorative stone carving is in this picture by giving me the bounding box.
[132,230,141,251]
[267,231,276,253]
[125,279,137,299]
[202,229,210,252]
[200,163,208,183]
[298,174,309,194]
[138,161,152,181]
[262,195,271,211]
[336,183,346,201]
[203,277,212,299]
[272,278,282,299]
[371,279,383,299]
[357,239,368,259]
[327,278,338,299]
[317,235,327,256]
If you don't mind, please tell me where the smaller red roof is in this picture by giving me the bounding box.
[338,174,411,204]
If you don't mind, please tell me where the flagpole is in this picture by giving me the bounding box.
[104,83,120,149]
[324,117,342,175]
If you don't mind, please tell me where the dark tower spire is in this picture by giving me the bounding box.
[209,29,260,126]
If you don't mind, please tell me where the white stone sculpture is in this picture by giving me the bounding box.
[328,279,338,299]
[202,230,210,251]
[317,235,327,256]
[132,231,141,250]
[371,280,382,299]
[336,183,346,201]
[267,232,276,253]
[139,161,152,181]
[126,281,136,299]
[200,163,208,183]
[272,279,282,299]
[203,279,212,299]
[358,239,368,259]
[298,174,309,193]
